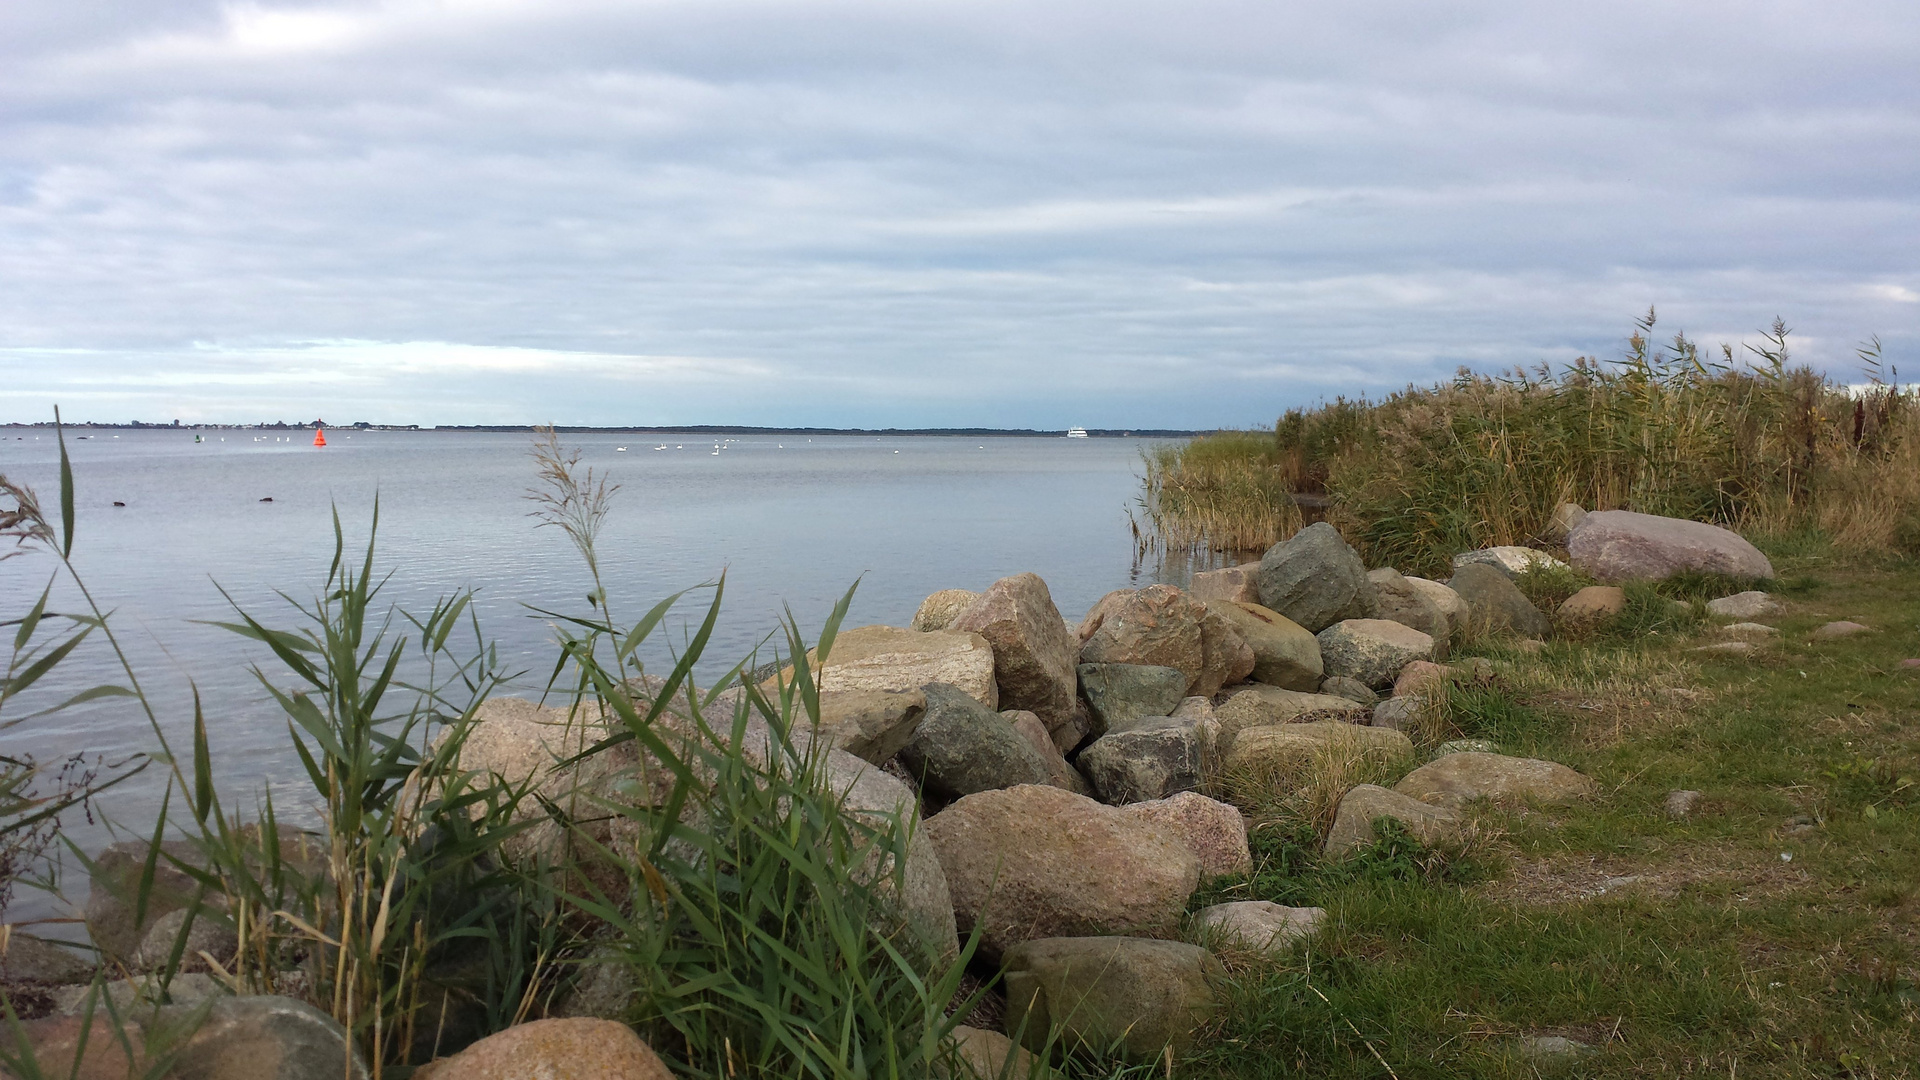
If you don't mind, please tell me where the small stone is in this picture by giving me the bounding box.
[1325,784,1463,856]
[1693,641,1756,656]
[1720,622,1779,639]
[941,1026,1042,1080]
[1706,590,1782,619]
[130,907,238,973]
[1369,695,1424,732]
[1543,502,1587,544]
[1664,789,1703,819]
[912,589,982,632]
[1900,658,1920,670]
[1513,639,1546,655]
[1395,752,1596,809]
[1319,675,1378,705]
[1433,738,1496,757]
[1557,585,1626,624]
[1392,660,1453,699]
[1515,1034,1591,1060]
[1193,901,1325,956]
[1452,546,1569,578]
[0,930,93,985]
[1812,620,1871,640]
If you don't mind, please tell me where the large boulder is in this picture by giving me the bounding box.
[774,625,999,708]
[1213,685,1367,753]
[899,683,1056,802]
[1254,522,1377,633]
[1003,709,1093,796]
[1403,576,1470,643]
[1220,722,1414,798]
[9,995,370,1080]
[1451,546,1569,578]
[1567,510,1775,583]
[924,785,1200,962]
[1001,938,1222,1059]
[810,689,927,764]
[86,826,324,967]
[1187,562,1261,604]
[1077,663,1187,738]
[414,1018,672,1080]
[952,574,1082,742]
[1394,752,1596,809]
[1315,619,1436,691]
[912,589,982,632]
[1325,784,1464,856]
[1193,901,1325,956]
[1118,792,1251,878]
[0,932,92,987]
[1446,563,1550,640]
[1076,719,1202,805]
[1203,602,1323,691]
[1077,587,1252,698]
[1365,569,1451,657]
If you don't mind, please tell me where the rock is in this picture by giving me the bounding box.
[1001,937,1221,1059]
[1366,569,1451,657]
[1077,663,1187,738]
[1077,719,1202,805]
[1221,722,1414,797]
[1454,656,1495,682]
[85,826,324,966]
[899,683,1056,802]
[1720,622,1779,639]
[1003,710,1092,795]
[1392,661,1453,699]
[1213,685,1368,752]
[952,574,1081,740]
[1447,563,1551,640]
[1325,784,1463,856]
[1692,641,1756,656]
[414,1018,672,1080]
[1567,509,1774,583]
[1318,676,1377,705]
[1665,789,1703,820]
[924,785,1200,962]
[1434,738,1496,757]
[19,995,370,1080]
[1900,658,1920,670]
[1812,620,1872,640]
[913,589,982,632]
[1515,1034,1591,1060]
[1194,604,1258,697]
[792,625,999,708]
[1187,562,1261,604]
[1193,901,1325,956]
[1368,695,1425,732]
[1315,619,1436,691]
[1394,752,1596,809]
[1543,502,1588,544]
[550,953,638,1021]
[1403,576,1470,643]
[1077,586,1200,682]
[942,1025,1043,1080]
[1254,522,1377,633]
[1556,586,1626,625]
[1117,792,1251,878]
[1202,602,1323,691]
[1452,546,1569,578]
[1706,591,1782,619]
[1513,638,1547,654]
[130,907,238,974]
[53,973,226,1018]
[810,689,927,764]
[0,930,92,986]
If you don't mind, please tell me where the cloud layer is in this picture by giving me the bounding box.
[3,0,1917,427]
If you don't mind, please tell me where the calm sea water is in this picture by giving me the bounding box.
[1,429,1182,918]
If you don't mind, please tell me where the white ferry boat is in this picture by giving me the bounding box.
[1065,426,1089,439]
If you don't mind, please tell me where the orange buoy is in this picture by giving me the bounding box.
[313,428,327,447]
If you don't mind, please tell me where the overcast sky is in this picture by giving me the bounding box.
[3,0,1917,428]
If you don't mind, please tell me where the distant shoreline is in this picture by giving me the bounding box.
[0,421,1202,438]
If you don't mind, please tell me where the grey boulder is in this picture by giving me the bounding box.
[899,683,1056,802]
[1366,568,1452,657]
[1568,509,1774,583]
[1254,522,1377,633]
[1076,718,1203,805]
[1447,563,1551,640]
[1194,901,1325,956]
[1077,663,1188,738]
[1002,937,1222,1059]
[951,573,1082,743]
[1315,619,1436,691]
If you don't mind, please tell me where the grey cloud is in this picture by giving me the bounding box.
[2,0,1916,427]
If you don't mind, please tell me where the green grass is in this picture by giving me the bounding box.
[1174,539,1920,1077]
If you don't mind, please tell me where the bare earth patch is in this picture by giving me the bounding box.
[1476,844,1813,906]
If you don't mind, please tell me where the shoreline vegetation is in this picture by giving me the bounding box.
[1,422,1197,438]
[5,313,1920,1077]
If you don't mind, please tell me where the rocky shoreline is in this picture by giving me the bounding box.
[2,505,1795,1077]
